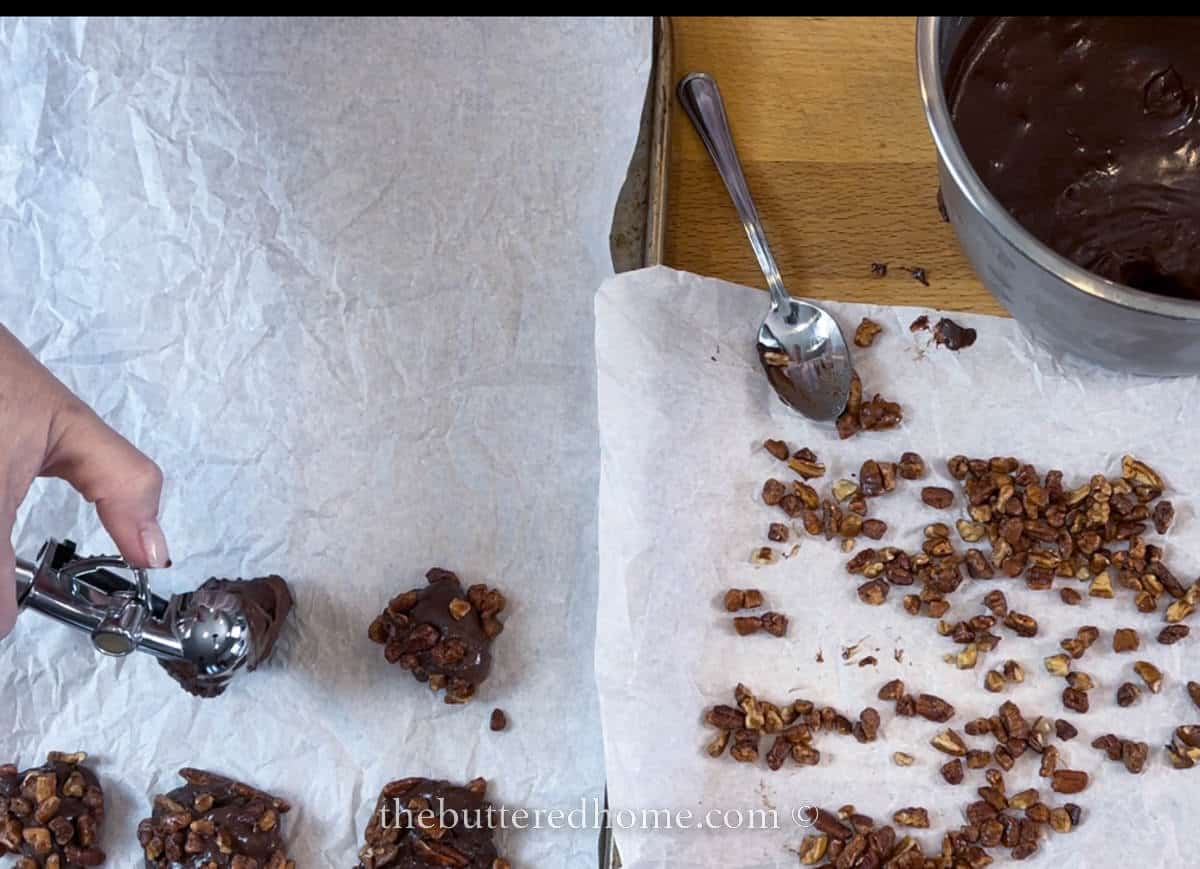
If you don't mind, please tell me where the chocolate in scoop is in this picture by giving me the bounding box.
[158,575,293,698]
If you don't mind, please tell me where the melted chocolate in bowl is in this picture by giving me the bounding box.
[949,17,1200,300]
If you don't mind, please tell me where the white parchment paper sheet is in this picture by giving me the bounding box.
[0,16,650,867]
[596,266,1200,868]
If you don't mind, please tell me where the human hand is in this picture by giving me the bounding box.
[0,325,169,638]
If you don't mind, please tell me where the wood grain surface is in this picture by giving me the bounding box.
[665,17,1007,317]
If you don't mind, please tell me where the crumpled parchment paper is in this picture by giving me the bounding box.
[0,16,650,866]
[596,266,1200,868]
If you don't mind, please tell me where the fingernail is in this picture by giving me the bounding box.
[139,524,170,568]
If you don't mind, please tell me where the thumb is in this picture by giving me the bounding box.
[41,401,170,569]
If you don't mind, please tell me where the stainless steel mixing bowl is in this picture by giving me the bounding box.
[916,16,1200,375]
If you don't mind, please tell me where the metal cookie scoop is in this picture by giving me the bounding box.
[164,586,252,690]
[677,72,853,421]
[14,538,253,694]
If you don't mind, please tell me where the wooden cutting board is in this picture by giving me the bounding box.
[665,16,1006,317]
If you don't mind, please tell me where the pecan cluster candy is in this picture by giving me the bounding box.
[369,569,505,704]
[355,777,507,869]
[136,768,293,869]
[0,752,105,868]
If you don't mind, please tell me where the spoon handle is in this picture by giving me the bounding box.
[677,72,790,312]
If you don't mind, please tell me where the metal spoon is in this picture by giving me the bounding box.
[677,72,853,421]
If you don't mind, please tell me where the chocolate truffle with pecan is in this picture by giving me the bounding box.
[0,751,106,868]
[355,776,507,869]
[136,768,293,869]
[369,569,506,704]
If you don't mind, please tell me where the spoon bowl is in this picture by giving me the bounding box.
[758,299,853,418]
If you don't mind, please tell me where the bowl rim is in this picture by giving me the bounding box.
[915,16,1200,323]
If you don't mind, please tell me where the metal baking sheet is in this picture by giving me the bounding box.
[0,17,652,869]
[602,18,672,866]
[610,16,671,273]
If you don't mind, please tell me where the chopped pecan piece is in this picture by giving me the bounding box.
[1159,625,1190,645]
[1117,682,1141,707]
[921,486,954,509]
[854,317,883,348]
[892,808,929,828]
[941,759,965,785]
[915,693,956,723]
[1050,770,1089,794]
[1134,660,1164,693]
[763,439,790,461]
